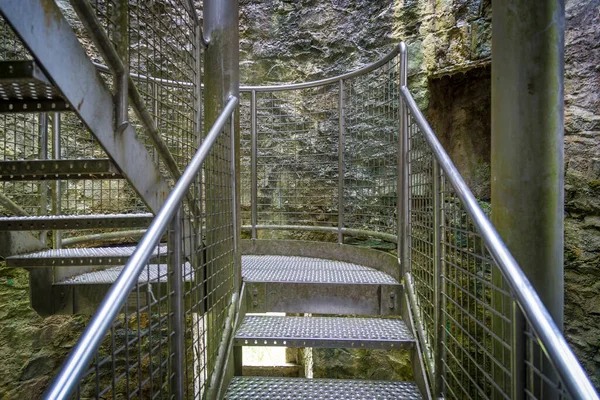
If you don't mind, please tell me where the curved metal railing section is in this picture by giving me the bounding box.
[43,96,239,400]
[238,46,402,244]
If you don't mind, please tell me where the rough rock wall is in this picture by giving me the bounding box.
[563,0,600,388]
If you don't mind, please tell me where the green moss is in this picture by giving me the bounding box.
[588,180,600,190]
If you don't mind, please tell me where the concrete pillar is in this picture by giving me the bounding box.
[491,0,565,328]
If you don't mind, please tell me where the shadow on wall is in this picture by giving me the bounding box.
[426,66,492,201]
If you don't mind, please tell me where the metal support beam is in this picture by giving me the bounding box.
[38,113,48,245]
[0,0,170,213]
[52,112,62,249]
[250,90,257,240]
[168,209,184,400]
[492,2,565,397]
[398,43,408,272]
[492,0,564,329]
[337,79,345,245]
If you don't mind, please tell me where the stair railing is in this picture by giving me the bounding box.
[43,95,239,400]
[396,43,598,399]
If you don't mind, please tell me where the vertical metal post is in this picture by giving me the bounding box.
[38,113,48,245]
[169,208,184,400]
[233,346,243,376]
[337,79,345,245]
[398,43,409,272]
[114,0,129,133]
[231,113,240,292]
[251,90,257,240]
[433,160,444,397]
[511,301,525,400]
[51,113,62,249]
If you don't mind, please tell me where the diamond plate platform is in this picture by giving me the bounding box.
[224,377,422,399]
[0,60,70,113]
[242,255,398,285]
[235,315,414,350]
[6,245,167,268]
[0,213,153,230]
[55,262,194,285]
[0,159,122,181]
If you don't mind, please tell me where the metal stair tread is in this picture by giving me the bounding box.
[224,377,422,399]
[55,262,194,285]
[0,213,153,230]
[0,60,70,113]
[242,255,398,285]
[235,315,414,349]
[0,159,122,181]
[6,245,167,267]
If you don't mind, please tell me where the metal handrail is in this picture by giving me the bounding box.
[92,46,401,92]
[43,95,239,400]
[400,85,598,400]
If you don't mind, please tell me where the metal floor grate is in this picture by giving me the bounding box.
[56,262,194,285]
[6,245,167,267]
[224,377,422,399]
[242,255,398,285]
[0,60,70,113]
[0,213,153,230]
[235,315,414,349]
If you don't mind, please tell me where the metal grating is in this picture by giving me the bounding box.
[56,262,194,284]
[224,377,423,400]
[0,213,153,230]
[0,60,69,113]
[235,315,414,349]
[6,245,167,267]
[242,255,398,285]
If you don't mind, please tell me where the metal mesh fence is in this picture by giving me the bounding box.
[72,111,236,399]
[343,55,400,236]
[239,53,401,243]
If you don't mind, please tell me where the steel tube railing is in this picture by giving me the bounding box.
[43,95,239,400]
[399,84,598,400]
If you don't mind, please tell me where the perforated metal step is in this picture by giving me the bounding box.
[242,255,398,285]
[55,262,194,285]
[241,255,401,315]
[0,60,70,113]
[224,377,422,399]
[235,315,414,350]
[0,213,153,230]
[0,159,122,180]
[6,245,167,268]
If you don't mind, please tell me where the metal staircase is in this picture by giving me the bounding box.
[0,1,598,400]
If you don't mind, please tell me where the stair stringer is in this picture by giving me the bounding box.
[0,0,171,214]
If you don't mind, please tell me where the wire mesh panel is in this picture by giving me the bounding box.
[343,54,400,236]
[254,85,339,231]
[406,110,436,363]
[239,92,252,229]
[440,173,514,399]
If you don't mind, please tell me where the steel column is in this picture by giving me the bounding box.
[168,209,184,399]
[492,2,565,397]
[231,113,241,292]
[398,43,409,272]
[491,0,564,328]
[51,113,62,249]
[114,0,129,133]
[38,113,48,245]
[337,79,345,245]
[251,90,257,240]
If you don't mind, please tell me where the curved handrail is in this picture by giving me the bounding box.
[399,83,598,400]
[43,95,239,400]
[93,46,401,92]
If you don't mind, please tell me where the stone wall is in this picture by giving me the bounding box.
[563,0,600,387]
